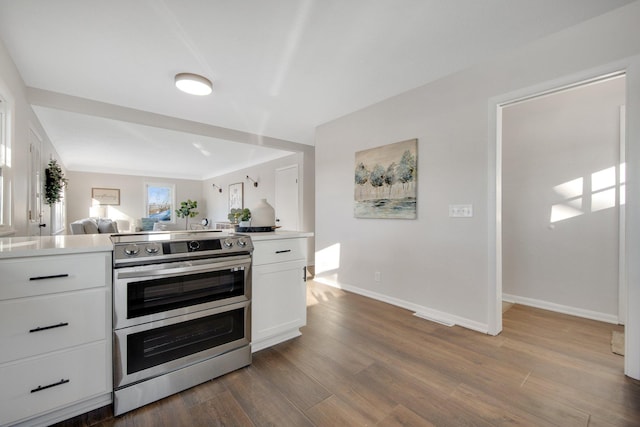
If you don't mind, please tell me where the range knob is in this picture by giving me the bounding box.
[223,238,234,248]
[189,241,200,251]
[237,238,247,247]
[145,243,161,254]
[124,244,140,256]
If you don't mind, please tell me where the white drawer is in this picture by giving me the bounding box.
[0,289,107,364]
[0,341,110,426]
[0,252,111,300]
[252,238,306,266]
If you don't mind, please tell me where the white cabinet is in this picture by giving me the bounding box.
[0,252,112,427]
[251,237,307,352]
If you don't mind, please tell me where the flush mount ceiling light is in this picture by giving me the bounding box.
[175,73,213,96]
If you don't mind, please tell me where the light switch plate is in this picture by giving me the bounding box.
[449,204,473,217]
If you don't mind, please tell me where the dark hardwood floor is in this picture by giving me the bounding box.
[60,280,640,426]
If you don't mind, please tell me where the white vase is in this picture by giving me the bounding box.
[251,198,275,227]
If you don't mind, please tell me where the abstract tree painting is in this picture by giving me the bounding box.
[354,138,417,219]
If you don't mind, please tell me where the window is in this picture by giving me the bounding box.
[0,96,11,230]
[28,128,41,225]
[144,183,175,223]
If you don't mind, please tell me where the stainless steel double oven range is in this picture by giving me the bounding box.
[110,231,253,416]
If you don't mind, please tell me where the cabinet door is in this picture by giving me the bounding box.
[252,260,306,344]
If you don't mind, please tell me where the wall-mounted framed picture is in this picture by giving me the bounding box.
[354,138,417,219]
[229,182,244,210]
[144,182,175,222]
[91,187,120,205]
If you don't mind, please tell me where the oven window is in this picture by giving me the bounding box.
[127,268,245,319]
[127,308,245,374]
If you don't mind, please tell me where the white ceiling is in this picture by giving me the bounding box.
[0,0,634,179]
[32,106,295,179]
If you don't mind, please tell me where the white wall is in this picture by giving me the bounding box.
[502,76,625,320]
[315,2,640,338]
[203,153,297,223]
[202,152,315,265]
[65,171,204,232]
[0,39,63,237]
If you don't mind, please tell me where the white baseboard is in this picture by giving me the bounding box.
[314,277,489,334]
[502,293,619,324]
[413,312,455,327]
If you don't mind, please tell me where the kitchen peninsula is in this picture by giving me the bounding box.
[0,234,113,427]
[0,230,312,426]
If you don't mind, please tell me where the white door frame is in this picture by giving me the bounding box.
[619,105,627,324]
[489,60,640,379]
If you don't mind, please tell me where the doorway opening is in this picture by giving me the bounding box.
[493,72,626,340]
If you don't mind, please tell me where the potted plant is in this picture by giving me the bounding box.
[44,159,68,205]
[228,208,251,227]
[175,199,199,230]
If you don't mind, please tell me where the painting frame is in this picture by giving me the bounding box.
[91,187,120,206]
[354,138,417,219]
[144,182,175,223]
[229,182,244,210]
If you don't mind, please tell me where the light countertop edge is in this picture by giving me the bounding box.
[0,231,313,258]
[0,234,113,259]
[234,230,314,241]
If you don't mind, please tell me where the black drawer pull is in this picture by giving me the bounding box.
[275,249,291,254]
[29,322,69,333]
[29,273,69,281]
[31,378,69,393]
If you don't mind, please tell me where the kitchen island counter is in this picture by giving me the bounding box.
[234,230,313,241]
[0,234,113,259]
[0,234,113,426]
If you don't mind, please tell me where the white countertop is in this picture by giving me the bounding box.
[0,234,113,259]
[234,230,314,241]
[0,230,312,259]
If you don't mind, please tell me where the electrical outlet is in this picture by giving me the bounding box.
[374,272,381,282]
[449,204,473,218]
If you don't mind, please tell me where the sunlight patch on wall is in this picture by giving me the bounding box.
[551,177,584,223]
[553,177,583,199]
[551,198,583,222]
[591,166,617,212]
[108,206,123,217]
[89,202,107,218]
[592,167,615,191]
[550,164,623,223]
[315,243,341,275]
[592,188,616,212]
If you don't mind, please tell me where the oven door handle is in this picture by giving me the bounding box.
[116,257,250,280]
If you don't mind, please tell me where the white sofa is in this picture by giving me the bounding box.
[69,218,119,234]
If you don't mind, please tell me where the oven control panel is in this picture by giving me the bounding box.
[163,238,222,254]
[112,235,252,264]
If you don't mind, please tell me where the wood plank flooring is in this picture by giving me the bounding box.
[58,280,640,426]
